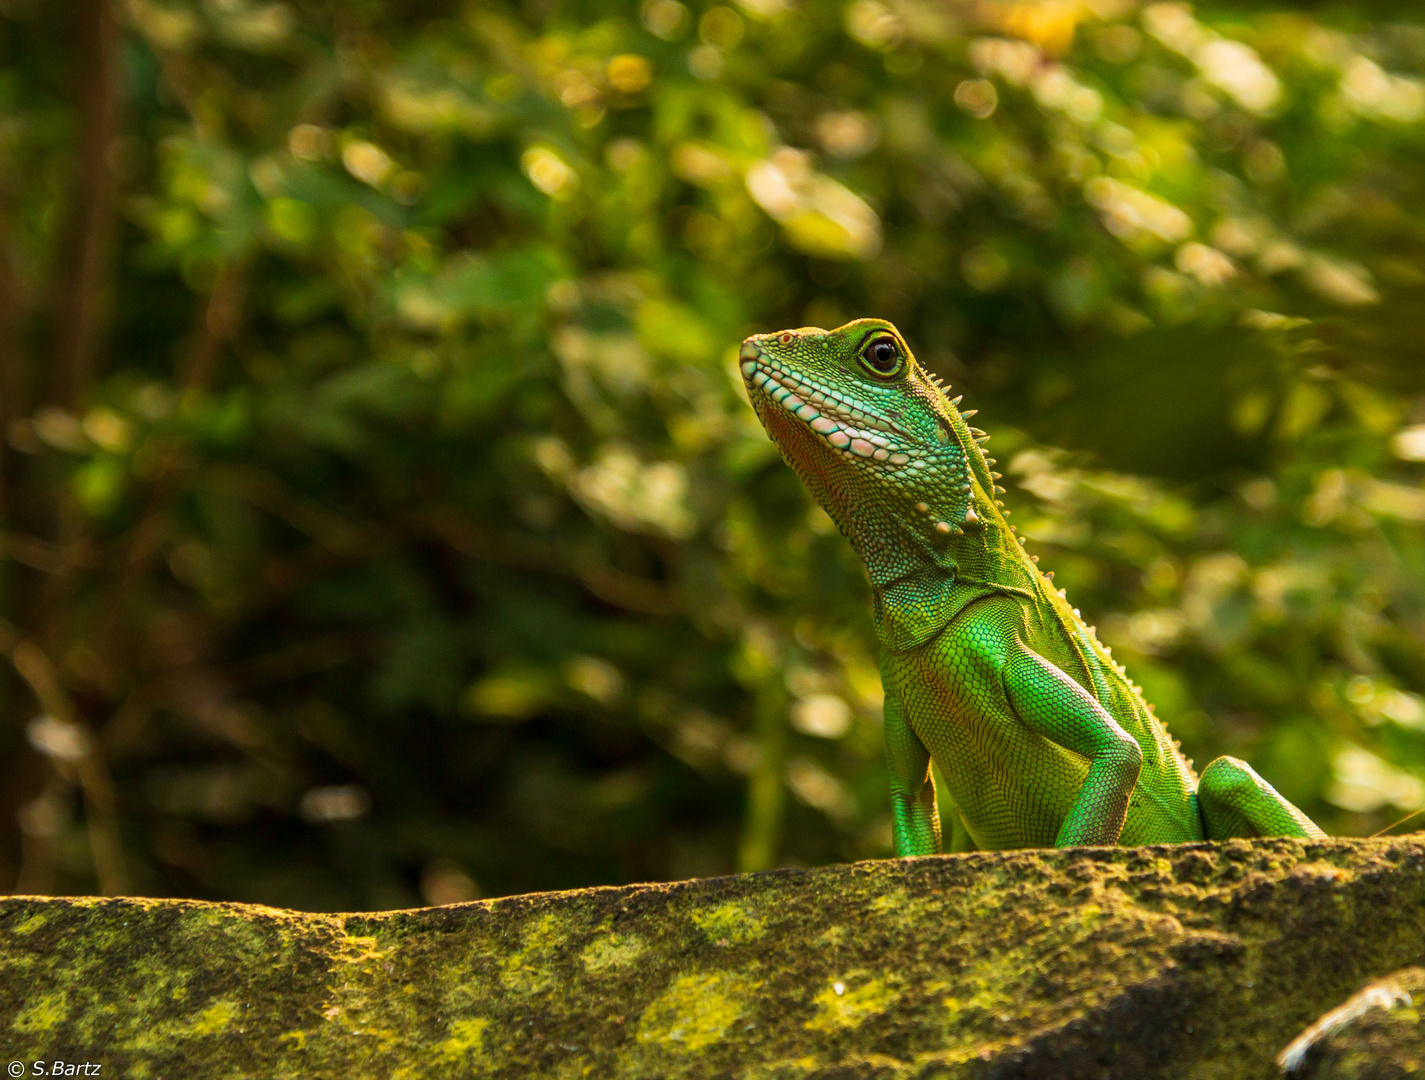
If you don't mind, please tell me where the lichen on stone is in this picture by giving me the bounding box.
[4,838,1425,1078]
[805,977,897,1032]
[689,899,766,945]
[635,970,760,1051]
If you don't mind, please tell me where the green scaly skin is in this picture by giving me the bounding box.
[740,319,1326,854]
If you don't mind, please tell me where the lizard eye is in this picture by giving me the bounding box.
[860,336,902,378]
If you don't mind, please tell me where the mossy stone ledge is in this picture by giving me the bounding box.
[4,837,1425,1079]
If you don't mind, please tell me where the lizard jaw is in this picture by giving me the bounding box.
[739,346,920,468]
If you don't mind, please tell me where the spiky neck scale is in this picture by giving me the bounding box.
[740,320,1040,651]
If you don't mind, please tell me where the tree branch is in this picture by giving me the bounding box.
[4,629,130,896]
[47,0,121,409]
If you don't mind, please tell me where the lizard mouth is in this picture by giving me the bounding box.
[739,344,918,468]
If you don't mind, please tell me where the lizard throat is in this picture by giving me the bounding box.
[740,355,922,468]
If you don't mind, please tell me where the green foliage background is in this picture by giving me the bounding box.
[2,0,1425,910]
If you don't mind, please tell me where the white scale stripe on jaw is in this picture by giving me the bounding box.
[754,363,894,434]
[744,357,912,465]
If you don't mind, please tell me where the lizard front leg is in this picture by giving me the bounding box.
[883,686,942,857]
[1197,755,1326,839]
[1002,638,1143,847]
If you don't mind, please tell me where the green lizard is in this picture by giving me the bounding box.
[740,318,1325,854]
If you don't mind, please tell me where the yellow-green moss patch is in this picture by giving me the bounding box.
[690,900,765,945]
[636,970,760,1051]
[805,977,898,1032]
[436,1017,491,1063]
[123,999,241,1051]
[869,890,907,914]
[942,983,1017,1024]
[499,912,565,992]
[12,992,69,1033]
[581,931,646,971]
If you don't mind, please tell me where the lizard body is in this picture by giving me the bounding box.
[740,319,1325,853]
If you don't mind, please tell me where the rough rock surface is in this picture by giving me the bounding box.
[1279,967,1425,1080]
[4,837,1425,1079]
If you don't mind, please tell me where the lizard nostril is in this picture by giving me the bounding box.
[739,341,759,363]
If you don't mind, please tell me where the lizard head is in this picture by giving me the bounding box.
[740,319,988,553]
